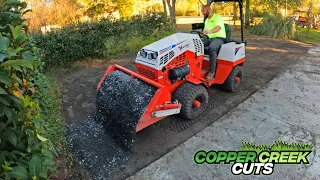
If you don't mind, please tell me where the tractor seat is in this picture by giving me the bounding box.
[204,24,231,55]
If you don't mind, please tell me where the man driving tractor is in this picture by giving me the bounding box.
[201,5,226,81]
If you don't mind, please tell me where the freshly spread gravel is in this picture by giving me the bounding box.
[66,117,132,179]
[66,70,157,179]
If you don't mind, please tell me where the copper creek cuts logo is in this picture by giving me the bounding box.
[194,141,313,175]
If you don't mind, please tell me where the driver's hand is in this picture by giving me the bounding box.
[203,30,211,35]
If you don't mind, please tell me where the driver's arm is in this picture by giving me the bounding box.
[209,25,221,33]
[204,15,223,34]
[203,25,220,35]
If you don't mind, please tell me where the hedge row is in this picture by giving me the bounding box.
[249,13,296,39]
[32,13,174,67]
[1,1,56,179]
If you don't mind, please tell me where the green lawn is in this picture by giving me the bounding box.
[296,27,320,44]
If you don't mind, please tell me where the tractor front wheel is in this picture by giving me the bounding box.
[223,66,243,92]
[173,83,209,120]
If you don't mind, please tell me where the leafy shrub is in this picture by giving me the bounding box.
[32,13,173,68]
[0,1,55,179]
[175,9,197,16]
[146,3,163,13]
[176,9,185,16]
[249,13,296,39]
[41,75,66,153]
[185,10,198,16]
[103,30,174,58]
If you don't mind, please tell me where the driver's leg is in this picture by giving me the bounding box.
[205,38,224,80]
[202,38,212,47]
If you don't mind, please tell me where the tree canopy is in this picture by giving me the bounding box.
[23,0,320,31]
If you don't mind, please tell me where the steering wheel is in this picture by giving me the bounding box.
[190,30,209,39]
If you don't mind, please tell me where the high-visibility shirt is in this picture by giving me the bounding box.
[204,14,226,39]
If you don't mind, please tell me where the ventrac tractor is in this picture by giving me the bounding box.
[97,0,246,137]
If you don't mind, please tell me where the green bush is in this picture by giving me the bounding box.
[103,30,174,58]
[32,13,173,68]
[1,0,56,179]
[249,13,296,39]
[41,75,66,153]
[185,10,198,16]
[176,9,185,16]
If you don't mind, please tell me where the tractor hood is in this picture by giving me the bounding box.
[141,32,198,53]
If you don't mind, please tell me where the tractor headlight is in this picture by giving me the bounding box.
[140,49,147,58]
[151,52,158,59]
[139,49,144,57]
[140,50,157,60]
[148,52,158,60]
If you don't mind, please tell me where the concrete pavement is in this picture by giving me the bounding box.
[127,49,320,180]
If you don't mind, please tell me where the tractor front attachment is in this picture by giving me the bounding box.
[95,65,180,149]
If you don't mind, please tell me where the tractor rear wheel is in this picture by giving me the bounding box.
[173,83,209,120]
[223,66,243,92]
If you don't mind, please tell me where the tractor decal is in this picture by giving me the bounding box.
[235,47,242,55]
[178,43,190,51]
[160,40,187,55]
[160,46,172,55]
[176,40,187,46]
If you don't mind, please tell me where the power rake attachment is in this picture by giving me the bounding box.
[96,65,182,149]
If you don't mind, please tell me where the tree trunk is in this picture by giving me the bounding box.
[312,14,317,29]
[166,0,176,27]
[306,0,312,37]
[233,1,237,29]
[285,0,287,17]
[162,0,168,17]
[245,0,250,28]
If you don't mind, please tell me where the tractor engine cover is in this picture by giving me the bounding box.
[135,33,203,71]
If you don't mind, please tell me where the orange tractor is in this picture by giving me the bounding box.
[97,0,246,135]
[297,16,314,28]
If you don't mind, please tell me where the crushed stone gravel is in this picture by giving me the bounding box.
[66,117,132,179]
[95,70,157,149]
[66,70,157,179]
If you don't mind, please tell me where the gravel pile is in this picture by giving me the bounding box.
[95,70,157,149]
[66,117,132,179]
[66,70,157,179]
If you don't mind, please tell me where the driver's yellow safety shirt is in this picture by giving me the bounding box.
[204,13,226,39]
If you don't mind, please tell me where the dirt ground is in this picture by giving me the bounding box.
[55,33,314,179]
